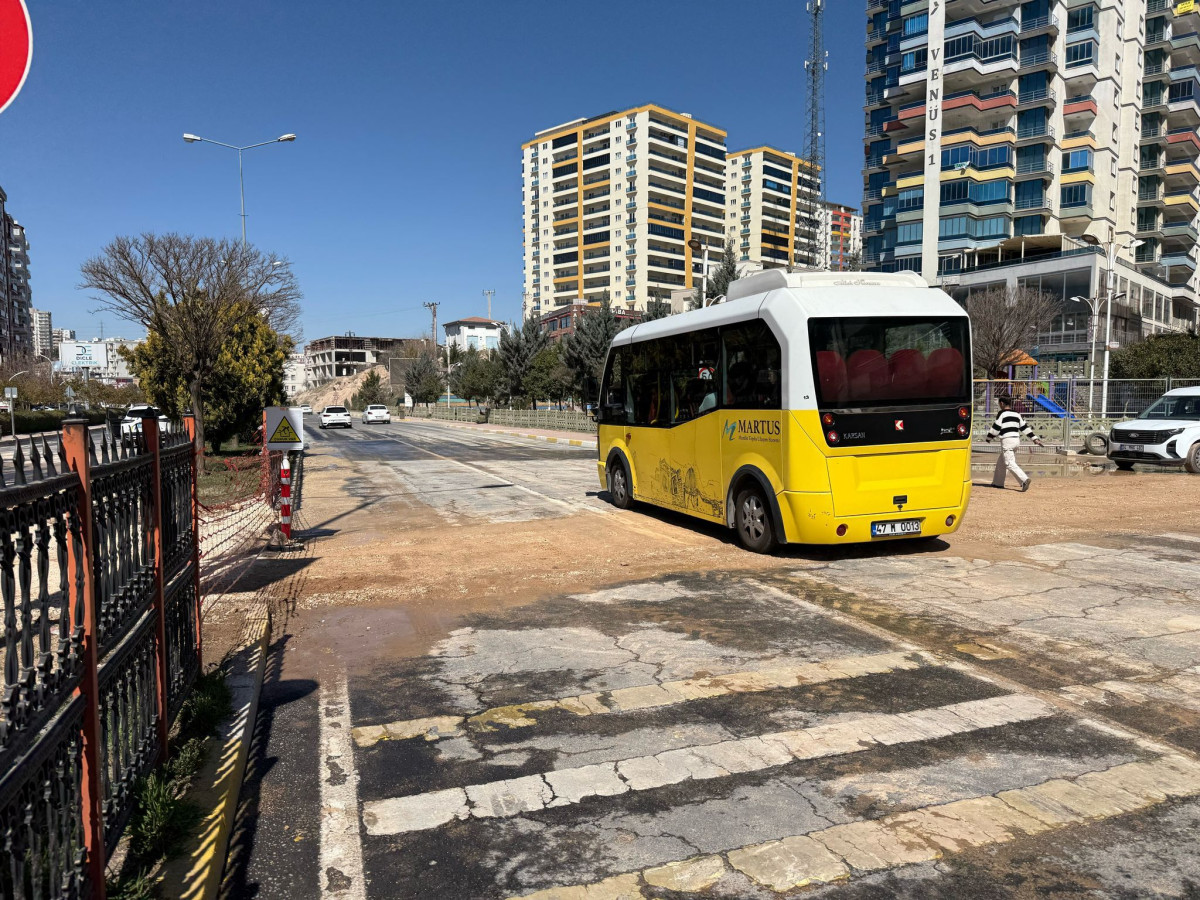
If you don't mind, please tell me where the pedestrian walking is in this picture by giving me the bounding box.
[986,396,1044,491]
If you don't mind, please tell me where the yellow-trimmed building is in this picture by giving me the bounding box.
[522,104,727,320]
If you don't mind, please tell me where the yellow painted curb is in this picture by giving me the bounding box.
[156,604,272,900]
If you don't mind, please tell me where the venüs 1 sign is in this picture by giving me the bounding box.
[0,0,32,116]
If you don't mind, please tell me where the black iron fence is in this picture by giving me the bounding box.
[0,415,201,899]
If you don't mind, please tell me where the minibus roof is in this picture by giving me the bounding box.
[613,269,967,348]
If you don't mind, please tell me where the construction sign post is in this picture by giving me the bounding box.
[265,406,304,450]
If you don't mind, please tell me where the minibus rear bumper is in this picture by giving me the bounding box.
[778,488,970,544]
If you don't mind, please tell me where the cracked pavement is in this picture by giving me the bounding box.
[228,421,1200,899]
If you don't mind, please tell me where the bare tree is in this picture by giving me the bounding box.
[79,233,302,451]
[966,285,1061,378]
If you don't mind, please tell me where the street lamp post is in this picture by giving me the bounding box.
[182,133,296,245]
[34,353,53,385]
[1078,235,1144,418]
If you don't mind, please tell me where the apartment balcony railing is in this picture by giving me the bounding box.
[1015,196,1051,210]
[1016,159,1055,175]
[1145,60,1168,76]
[1020,49,1057,67]
[1017,123,1055,139]
[1018,86,1056,103]
[1062,128,1092,140]
[1139,186,1165,201]
[867,25,887,41]
[1020,12,1059,32]
[864,154,886,167]
[1149,0,1170,12]
[866,90,886,105]
[866,58,888,74]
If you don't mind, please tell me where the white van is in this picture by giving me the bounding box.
[1108,386,1200,472]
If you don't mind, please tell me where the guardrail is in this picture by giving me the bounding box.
[0,416,201,898]
[406,406,598,434]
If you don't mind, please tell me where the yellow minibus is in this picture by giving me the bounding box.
[594,270,973,552]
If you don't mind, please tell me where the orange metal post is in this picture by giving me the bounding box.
[62,419,106,899]
[142,416,170,758]
[183,414,203,670]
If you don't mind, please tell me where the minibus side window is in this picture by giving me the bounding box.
[600,347,630,424]
[669,329,720,423]
[722,321,782,410]
[629,340,669,426]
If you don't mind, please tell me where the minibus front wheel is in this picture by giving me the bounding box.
[607,455,633,509]
[735,485,777,553]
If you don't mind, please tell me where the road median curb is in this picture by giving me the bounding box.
[156,595,273,900]
[404,416,597,449]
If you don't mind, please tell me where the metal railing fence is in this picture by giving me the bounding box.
[406,405,598,434]
[0,416,202,899]
[972,378,1200,447]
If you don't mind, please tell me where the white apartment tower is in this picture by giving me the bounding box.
[31,309,52,360]
[522,104,728,320]
[862,0,1199,356]
[724,147,822,271]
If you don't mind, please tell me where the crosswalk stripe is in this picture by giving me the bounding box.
[351,650,942,747]
[319,673,367,900]
[359,692,1055,836]
[1060,672,1200,711]
[510,754,1200,898]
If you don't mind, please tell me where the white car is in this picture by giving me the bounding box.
[362,404,391,424]
[300,405,313,414]
[121,404,170,435]
[1108,386,1200,472]
[319,406,352,429]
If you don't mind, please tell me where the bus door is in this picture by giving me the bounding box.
[626,342,673,505]
[665,330,725,522]
[720,321,786,502]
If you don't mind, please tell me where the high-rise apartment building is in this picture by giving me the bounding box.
[822,202,864,270]
[54,328,76,345]
[522,104,728,320]
[31,309,52,359]
[723,147,822,271]
[861,0,1198,360]
[0,186,33,362]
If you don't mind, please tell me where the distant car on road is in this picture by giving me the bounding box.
[362,404,391,424]
[121,404,169,435]
[1108,386,1200,472]
[300,405,313,414]
[319,406,352,429]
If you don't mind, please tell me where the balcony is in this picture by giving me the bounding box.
[1015,196,1051,210]
[1020,49,1057,68]
[1016,159,1055,177]
[626,153,637,163]
[1017,123,1056,141]
[1017,86,1056,105]
[1020,12,1059,33]
[1062,128,1093,141]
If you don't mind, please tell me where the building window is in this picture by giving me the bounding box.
[1060,183,1092,208]
[1062,148,1093,172]
[1065,40,1097,67]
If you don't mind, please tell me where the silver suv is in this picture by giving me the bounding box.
[1108,386,1200,472]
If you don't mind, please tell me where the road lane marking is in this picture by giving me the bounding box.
[359,693,1056,836]
[319,673,367,900]
[351,650,943,747]
[510,754,1200,898]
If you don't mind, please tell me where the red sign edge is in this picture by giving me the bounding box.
[0,0,33,116]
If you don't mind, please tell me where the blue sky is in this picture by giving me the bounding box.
[0,0,865,343]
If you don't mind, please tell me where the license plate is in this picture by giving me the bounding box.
[871,518,922,538]
[1112,443,1129,452]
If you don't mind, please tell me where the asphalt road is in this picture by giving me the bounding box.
[224,420,1200,900]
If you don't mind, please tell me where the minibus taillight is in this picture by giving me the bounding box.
[821,412,835,427]
[836,524,848,536]
[958,406,970,419]
[945,515,956,527]
[827,430,840,444]
[957,423,968,437]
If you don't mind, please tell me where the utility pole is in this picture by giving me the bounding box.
[483,289,495,320]
[423,301,439,351]
[802,0,828,270]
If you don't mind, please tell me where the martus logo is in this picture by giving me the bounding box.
[725,419,781,440]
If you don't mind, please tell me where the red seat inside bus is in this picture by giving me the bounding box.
[926,347,965,397]
[887,349,928,399]
[847,349,889,397]
[816,351,848,402]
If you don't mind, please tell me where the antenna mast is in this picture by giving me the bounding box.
[803,0,828,270]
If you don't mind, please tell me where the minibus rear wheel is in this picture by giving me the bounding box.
[735,485,776,553]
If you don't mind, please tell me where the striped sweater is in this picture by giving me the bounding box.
[987,409,1040,441]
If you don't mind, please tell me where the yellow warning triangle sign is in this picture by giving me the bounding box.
[269,417,301,444]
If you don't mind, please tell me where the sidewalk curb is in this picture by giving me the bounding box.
[156,599,272,900]
[405,417,598,449]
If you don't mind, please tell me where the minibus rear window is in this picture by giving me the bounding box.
[808,317,969,407]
